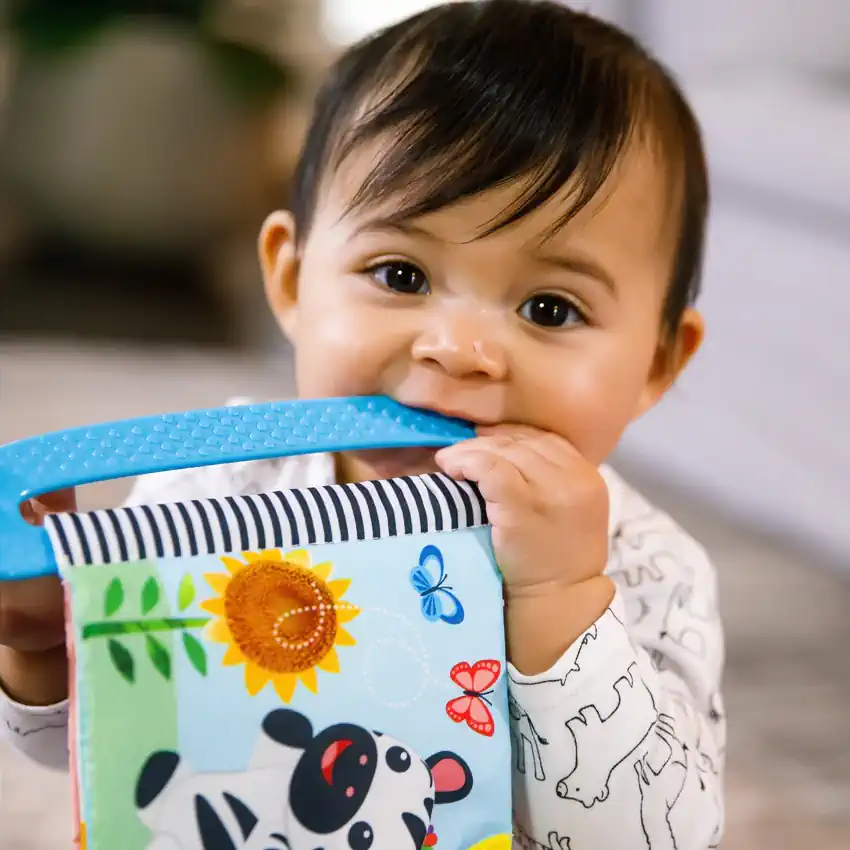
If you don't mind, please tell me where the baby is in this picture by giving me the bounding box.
[0,2,725,848]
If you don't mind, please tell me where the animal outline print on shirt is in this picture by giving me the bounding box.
[556,662,657,808]
[508,623,600,689]
[508,694,548,782]
[513,823,572,850]
[633,713,688,850]
[659,583,717,662]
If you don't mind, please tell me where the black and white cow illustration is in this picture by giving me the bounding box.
[135,708,474,850]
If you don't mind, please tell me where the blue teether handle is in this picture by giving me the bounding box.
[0,396,474,580]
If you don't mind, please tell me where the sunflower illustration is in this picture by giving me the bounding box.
[200,549,360,702]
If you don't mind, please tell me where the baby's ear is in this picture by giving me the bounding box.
[638,307,704,417]
[259,210,300,340]
[426,751,474,805]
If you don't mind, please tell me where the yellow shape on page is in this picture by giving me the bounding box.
[201,548,360,703]
[466,835,513,849]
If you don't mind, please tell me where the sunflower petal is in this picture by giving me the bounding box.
[205,618,232,644]
[273,674,297,704]
[327,578,351,600]
[282,549,309,568]
[298,666,319,693]
[261,549,283,561]
[199,597,225,616]
[335,627,357,647]
[243,551,261,562]
[222,644,246,667]
[220,557,245,575]
[336,603,360,623]
[313,561,333,582]
[245,662,271,696]
[204,573,231,594]
[317,647,340,673]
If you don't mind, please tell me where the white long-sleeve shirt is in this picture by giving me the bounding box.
[0,451,726,850]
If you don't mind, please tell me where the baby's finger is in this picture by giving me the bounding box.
[438,433,534,460]
[21,488,77,526]
[436,445,529,503]
[490,441,568,487]
[20,500,41,525]
[444,435,568,487]
[36,488,77,514]
[477,424,582,464]
[436,443,506,480]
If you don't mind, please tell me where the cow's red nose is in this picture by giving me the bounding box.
[321,739,353,785]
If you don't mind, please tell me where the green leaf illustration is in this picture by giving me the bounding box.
[141,577,161,615]
[107,639,134,683]
[146,635,171,681]
[182,632,208,677]
[177,573,196,612]
[104,578,124,618]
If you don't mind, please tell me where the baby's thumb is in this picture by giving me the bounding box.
[21,488,77,526]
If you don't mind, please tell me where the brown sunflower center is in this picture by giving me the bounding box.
[223,560,341,674]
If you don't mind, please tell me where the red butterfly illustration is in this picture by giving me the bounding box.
[445,659,502,737]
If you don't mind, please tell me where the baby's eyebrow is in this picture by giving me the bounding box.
[350,217,438,242]
[532,251,618,296]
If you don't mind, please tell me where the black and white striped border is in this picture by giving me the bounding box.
[45,474,488,568]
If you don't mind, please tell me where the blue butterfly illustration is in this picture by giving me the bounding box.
[409,545,465,625]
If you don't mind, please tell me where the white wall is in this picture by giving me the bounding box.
[641,0,850,78]
[614,1,850,566]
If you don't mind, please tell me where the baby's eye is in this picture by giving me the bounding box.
[368,261,430,295]
[518,294,584,328]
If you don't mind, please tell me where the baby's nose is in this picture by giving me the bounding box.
[411,317,507,380]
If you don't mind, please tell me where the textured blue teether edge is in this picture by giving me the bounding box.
[0,396,475,580]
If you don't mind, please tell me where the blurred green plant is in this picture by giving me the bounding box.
[5,0,294,101]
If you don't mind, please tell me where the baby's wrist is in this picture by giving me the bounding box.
[0,644,69,706]
[505,575,614,675]
[504,570,609,601]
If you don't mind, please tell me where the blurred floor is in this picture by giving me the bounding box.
[0,341,848,849]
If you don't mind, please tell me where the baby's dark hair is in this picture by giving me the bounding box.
[291,0,708,336]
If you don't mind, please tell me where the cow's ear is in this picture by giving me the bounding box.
[262,709,314,750]
[426,751,473,804]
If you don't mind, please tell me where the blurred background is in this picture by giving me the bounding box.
[1,1,848,847]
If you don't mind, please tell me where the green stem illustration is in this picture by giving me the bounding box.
[82,617,210,639]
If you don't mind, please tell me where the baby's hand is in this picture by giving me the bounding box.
[436,425,609,593]
[437,426,614,673]
[1,489,75,652]
[0,489,74,704]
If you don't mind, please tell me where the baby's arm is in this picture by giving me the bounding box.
[510,481,725,850]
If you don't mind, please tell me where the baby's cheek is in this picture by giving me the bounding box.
[293,323,383,398]
[545,363,648,462]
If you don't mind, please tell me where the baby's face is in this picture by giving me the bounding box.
[261,140,701,482]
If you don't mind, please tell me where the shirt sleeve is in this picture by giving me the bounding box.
[508,476,726,850]
[0,691,70,770]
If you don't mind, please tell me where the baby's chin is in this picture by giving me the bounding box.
[339,447,442,483]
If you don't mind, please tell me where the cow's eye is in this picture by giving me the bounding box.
[386,746,412,773]
[348,821,374,849]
